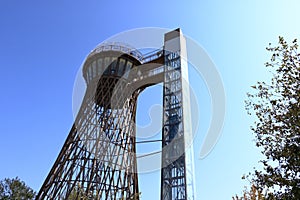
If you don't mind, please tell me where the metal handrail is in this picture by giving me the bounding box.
[141,48,164,64]
[88,42,144,61]
[89,42,164,64]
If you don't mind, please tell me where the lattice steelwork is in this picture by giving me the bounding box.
[161,50,186,200]
[37,29,195,200]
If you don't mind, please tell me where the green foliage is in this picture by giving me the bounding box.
[118,192,141,200]
[233,185,266,200]
[67,185,140,200]
[67,184,97,200]
[245,37,300,199]
[0,177,36,200]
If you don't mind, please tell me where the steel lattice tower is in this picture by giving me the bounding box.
[37,28,195,200]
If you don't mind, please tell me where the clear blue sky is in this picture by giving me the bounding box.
[1,1,300,199]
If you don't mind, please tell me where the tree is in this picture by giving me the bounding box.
[68,184,90,200]
[67,184,140,200]
[0,177,36,200]
[119,192,141,200]
[67,183,99,200]
[233,185,265,200]
[245,36,300,199]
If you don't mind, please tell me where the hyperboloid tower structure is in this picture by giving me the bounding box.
[37,28,195,200]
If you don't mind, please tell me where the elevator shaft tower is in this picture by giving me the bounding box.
[37,28,195,200]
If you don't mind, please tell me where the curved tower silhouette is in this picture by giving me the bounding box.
[37,28,195,200]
